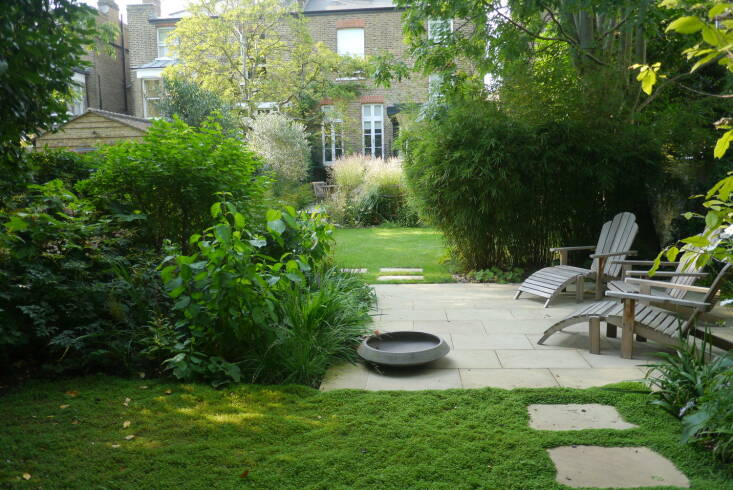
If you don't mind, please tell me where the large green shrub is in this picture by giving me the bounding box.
[158,200,374,386]
[80,118,267,251]
[0,181,167,375]
[401,98,663,270]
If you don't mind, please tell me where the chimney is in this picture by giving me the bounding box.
[97,0,120,20]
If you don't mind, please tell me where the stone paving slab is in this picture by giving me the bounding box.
[319,283,676,391]
[427,349,501,369]
[365,367,461,391]
[340,268,367,273]
[379,267,423,273]
[460,368,559,389]
[497,349,591,369]
[377,275,425,281]
[547,446,689,488]
[528,404,638,431]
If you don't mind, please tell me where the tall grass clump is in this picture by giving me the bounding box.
[326,155,418,226]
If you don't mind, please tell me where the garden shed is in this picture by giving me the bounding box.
[34,108,151,152]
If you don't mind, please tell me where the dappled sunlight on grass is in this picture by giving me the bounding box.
[1,375,732,487]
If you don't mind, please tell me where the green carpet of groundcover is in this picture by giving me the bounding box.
[333,227,453,283]
[1,376,731,488]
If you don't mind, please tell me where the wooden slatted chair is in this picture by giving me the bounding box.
[514,212,638,307]
[538,263,732,359]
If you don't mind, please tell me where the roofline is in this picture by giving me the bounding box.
[304,7,403,15]
[147,8,403,23]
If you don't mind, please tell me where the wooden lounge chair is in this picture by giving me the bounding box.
[514,212,638,308]
[538,263,732,359]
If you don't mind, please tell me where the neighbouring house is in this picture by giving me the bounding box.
[125,0,438,167]
[69,0,132,117]
[34,109,151,152]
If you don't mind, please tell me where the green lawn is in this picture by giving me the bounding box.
[333,226,453,283]
[1,376,732,488]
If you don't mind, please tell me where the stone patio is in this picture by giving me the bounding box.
[321,282,731,391]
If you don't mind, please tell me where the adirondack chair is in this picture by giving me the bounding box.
[514,212,638,307]
[608,235,720,316]
[538,263,732,359]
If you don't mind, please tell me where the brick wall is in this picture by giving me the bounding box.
[81,1,131,114]
[306,9,428,161]
[123,4,430,156]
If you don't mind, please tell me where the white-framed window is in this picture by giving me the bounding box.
[157,27,175,58]
[68,72,86,116]
[428,18,453,42]
[142,78,163,118]
[321,105,343,165]
[362,104,383,158]
[337,28,365,58]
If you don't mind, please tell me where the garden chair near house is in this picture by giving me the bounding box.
[312,181,337,201]
[514,212,638,307]
[538,263,732,359]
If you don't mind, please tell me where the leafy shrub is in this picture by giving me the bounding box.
[158,199,374,386]
[246,112,310,184]
[466,267,524,284]
[646,332,733,417]
[157,76,238,134]
[681,370,733,461]
[269,182,315,211]
[80,118,266,251]
[0,181,168,375]
[326,155,419,227]
[647,332,733,461]
[401,98,663,270]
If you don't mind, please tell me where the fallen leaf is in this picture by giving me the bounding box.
[59,404,69,409]
[71,420,80,425]
[123,397,131,407]
[22,473,31,480]
[124,435,135,441]
[122,420,131,429]
[111,444,120,449]
[65,390,79,397]
[240,470,249,478]
[164,389,172,395]
[139,385,148,390]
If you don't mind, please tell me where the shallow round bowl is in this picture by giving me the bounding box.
[357,331,450,367]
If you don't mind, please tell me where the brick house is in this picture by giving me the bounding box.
[69,0,131,117]
[125,0,437,165]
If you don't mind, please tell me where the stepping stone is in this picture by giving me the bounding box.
[528,404,638,431]
[340,268,367,274]
[377,275,424,281]
[548,446,689,488]
[380,267,423,273]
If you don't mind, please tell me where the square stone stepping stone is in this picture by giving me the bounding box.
[528,404,638,431]
[377,275,424,281]
[548,446,689,488]
[379,267,423,274]
[340,268,367,274]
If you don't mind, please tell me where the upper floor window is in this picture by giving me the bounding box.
[362,104,383,158]
[427,19,453,42]
[337,28,364,58]
[157,27,175,58]
[142,78,162,118]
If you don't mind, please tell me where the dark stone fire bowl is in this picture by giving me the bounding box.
[357,331,450,367]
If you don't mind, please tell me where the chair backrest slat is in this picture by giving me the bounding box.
[591,212,638,277]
